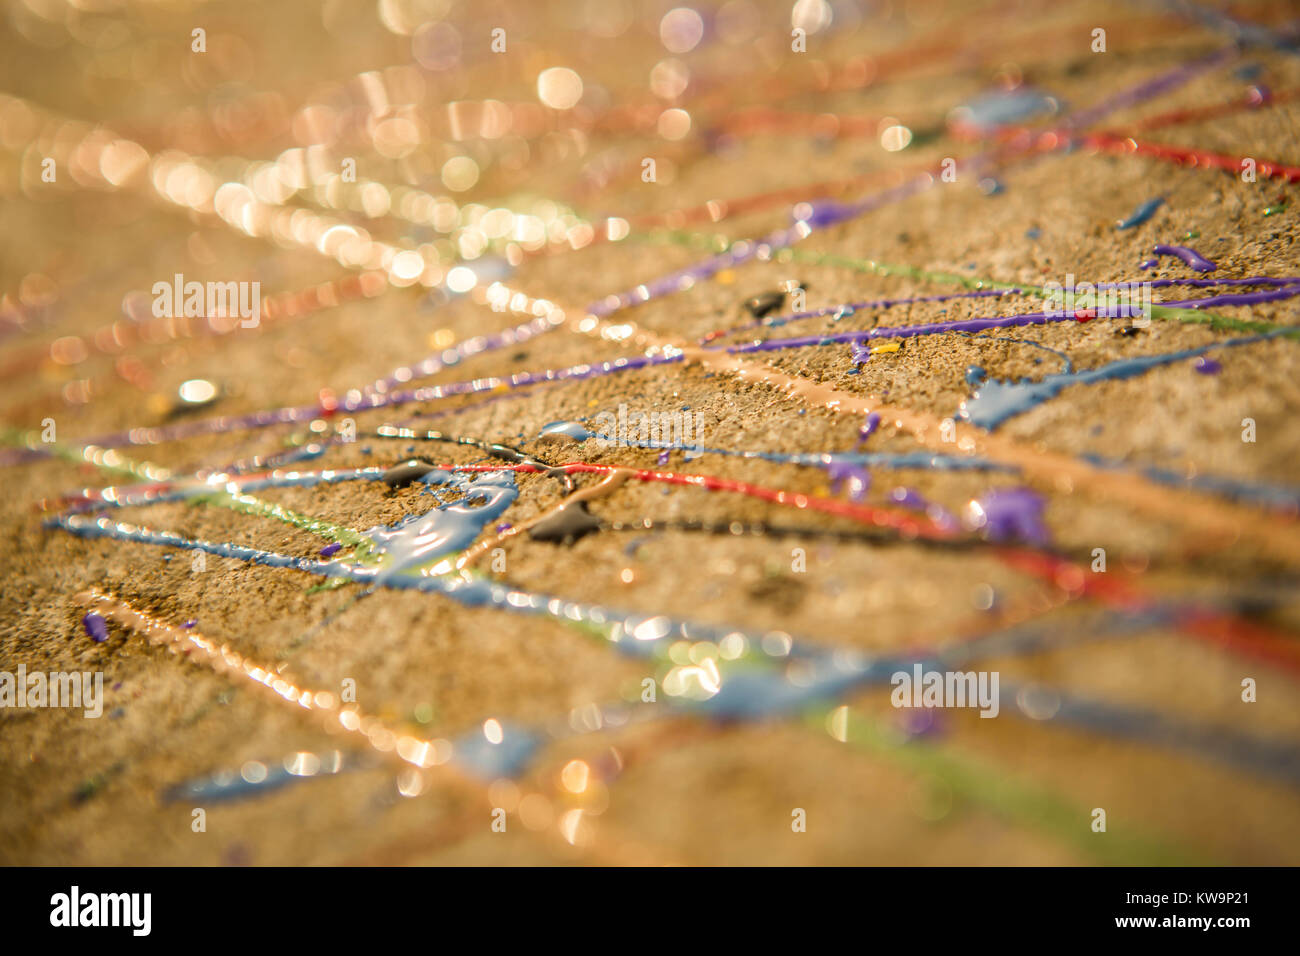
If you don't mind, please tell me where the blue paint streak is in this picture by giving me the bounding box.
[1116,197,1165,229]
[162,754,352,805]
[364,470,518,580]
[951,87,1063,131]
[1079,453,1300,511]
[960,331,1290,430]
[1000,682,1300,788]
[450,723,544,780]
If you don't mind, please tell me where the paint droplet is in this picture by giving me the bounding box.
[967,487,1051,547]
[83,612,109,643]
[1115,196,1164,230]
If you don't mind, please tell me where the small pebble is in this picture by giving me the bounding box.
[529,502,603,543]
[382,459,436,488]
[745,290,786,319]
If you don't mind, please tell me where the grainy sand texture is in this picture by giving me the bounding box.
[1,0,1299,866]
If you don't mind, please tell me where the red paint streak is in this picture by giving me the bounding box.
[1078,130,1300,184]
[448,461,955,540]
[995,548,1300,675]
[1118,86,1297,133]
[50,459,1300,675]
[971,117,1300,185]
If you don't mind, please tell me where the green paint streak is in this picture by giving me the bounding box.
[636,229,1297,336]
[305,578,351,594]
[2,429,379,555]
[190,487,376,554]
[1,429,168,482]
[803,707,1209,866]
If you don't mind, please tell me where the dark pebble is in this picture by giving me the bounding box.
[528,501,603,543]
[382,459,436,488]
[745,290,786,319]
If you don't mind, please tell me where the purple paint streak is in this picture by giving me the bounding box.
[83,612,109,643]
[702,287,1024,344]
[826,460,871,502]
[1063,47,1238,129]
[1151,244,1218,273]
[717,282,1300,355]
[970,488,1051,547]
[857,413,882,446]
